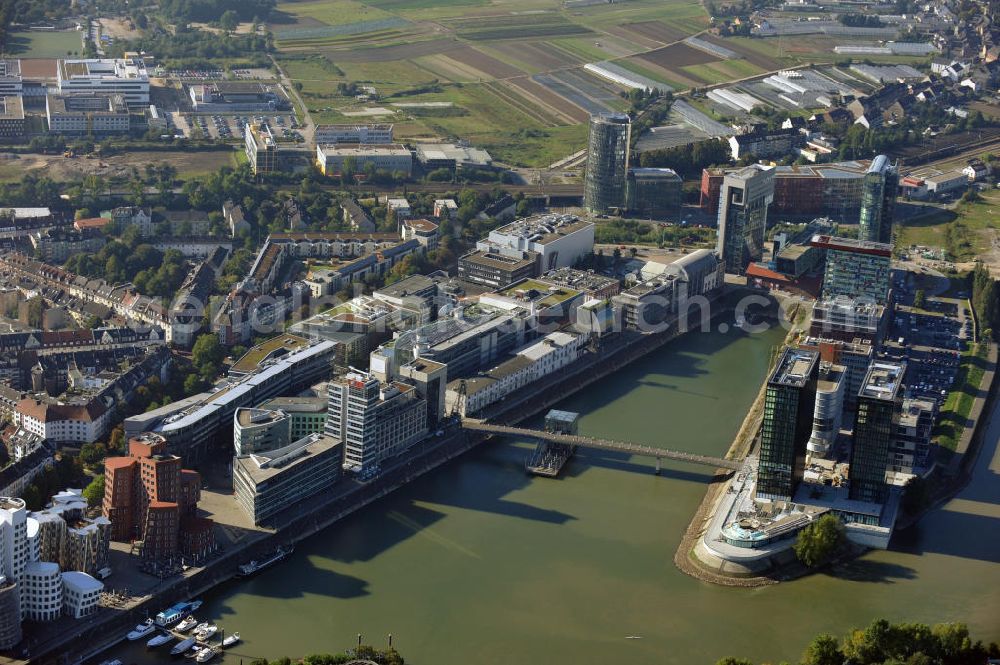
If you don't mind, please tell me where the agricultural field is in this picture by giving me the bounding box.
[270,0,924,167]
[3,31,84,58]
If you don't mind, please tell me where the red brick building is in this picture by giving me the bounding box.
[102,433,214,571]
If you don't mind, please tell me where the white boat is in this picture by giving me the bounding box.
[192,621,209,635]
[171,636,198,656]
[147,632,174,648]
[196,647,217,663]
[176,616,198,632]
[127,619,156,641]
[99,660,123,665]
[222,632,240,647]
[195,624,218,640]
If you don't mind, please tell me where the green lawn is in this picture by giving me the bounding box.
[897,191,1000,261]
[4,30,83,57]
[934,342,989,451]
[276,0,394,25]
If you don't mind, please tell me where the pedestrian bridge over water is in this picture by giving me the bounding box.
[461,419,742,471]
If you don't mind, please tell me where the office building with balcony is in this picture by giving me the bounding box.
[584,113,630,214]
[812,234,893,306]
[858,155,898,244]
[806,362,845,459]
[849,361,904,504]
[757,348,819,500]
[326,370,428,472]
[233,433,342,525]
[716,165,775,275]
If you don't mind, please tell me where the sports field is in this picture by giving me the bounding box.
[3,31,84,58]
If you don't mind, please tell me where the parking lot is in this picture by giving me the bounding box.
[885,270,972,407]
[177,113,301,141]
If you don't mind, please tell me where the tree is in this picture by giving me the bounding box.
[79,443,107,467]
[82,475,105,508]
[219,9,239,32]
[793,514,845,568]
[192,334,224,374]
[913,289,926,310]
[715,659,754,665]
[901,476,931,515]
[802,634,843,665]
[109,427,125,452]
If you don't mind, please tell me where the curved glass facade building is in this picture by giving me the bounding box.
[584,113,631,214]
[858,154,898,244]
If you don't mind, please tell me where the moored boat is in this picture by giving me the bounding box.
[196,647,217,663]
[127,619,156,641]
[195,624,218,640]
[176,615,198,632]
[147,632,173,648]
[222,632,240,647]
[236,544,294,578]
[171,636,198,656]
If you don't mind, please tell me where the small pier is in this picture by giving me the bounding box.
[525,410,579,477]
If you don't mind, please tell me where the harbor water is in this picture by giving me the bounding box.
[108,324,1000,665]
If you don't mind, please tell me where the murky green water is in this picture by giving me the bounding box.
[113,325,1000,665]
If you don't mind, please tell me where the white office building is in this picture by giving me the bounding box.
[56,57,149,106]
[60,571,103,618]
[56,58,150,105]
[478,214,595,273]
[20,561,61,622]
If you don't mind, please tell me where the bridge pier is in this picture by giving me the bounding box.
[655,457,661,475]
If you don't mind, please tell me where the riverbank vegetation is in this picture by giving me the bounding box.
[934,341,989,451]
[792,513,845,568]
[717,618,999,665]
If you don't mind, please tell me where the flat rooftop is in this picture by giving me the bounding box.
[231,333,310,374]
[0,96,23,120]
[318,143,410,157]
[860,361,905,401]
[257,396,327,413]
[811,234,893,256]
[497,279,581,308]
[492,213,592,246]
[461,249,537,271]
[236,433,341,484]
[770,348,819,388]
[539,267,618,293]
